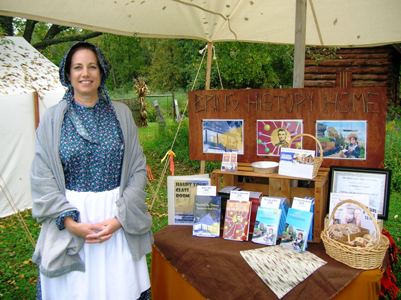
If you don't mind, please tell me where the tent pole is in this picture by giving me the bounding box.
[293,0,307,88]
[200,42,213,174]
[205,42,213,90]
[33,91,40,129]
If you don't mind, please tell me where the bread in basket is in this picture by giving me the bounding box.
[321,199,389,270]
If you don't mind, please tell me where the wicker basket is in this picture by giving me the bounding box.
[321,199,389,270]
[289,133,323,178]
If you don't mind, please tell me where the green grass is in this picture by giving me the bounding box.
[0,211,40,299]
[1,117,401,299]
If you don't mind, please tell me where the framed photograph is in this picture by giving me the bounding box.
[256,119,303,156]
[316,120,367,160]
[330,166,391,219]
[202,119,244,154]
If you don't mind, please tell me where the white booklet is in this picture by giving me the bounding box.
[278,148,315,179]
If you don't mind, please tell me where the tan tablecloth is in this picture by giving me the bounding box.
[152,225,383,300]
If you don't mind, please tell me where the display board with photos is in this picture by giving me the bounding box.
[188,87,387,169]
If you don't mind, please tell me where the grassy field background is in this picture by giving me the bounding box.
[0,94,400,299]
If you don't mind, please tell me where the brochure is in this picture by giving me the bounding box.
[252,207,282,246]
[280,208,313,252]
[278,148,315,179]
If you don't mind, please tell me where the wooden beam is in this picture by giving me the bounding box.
[205,42,213,90]
[200,42,214,174]
[33,91,40,129]
[293,0,307,88]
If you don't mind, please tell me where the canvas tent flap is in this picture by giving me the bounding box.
[0,37,63,97]
[0,37,64,218]
[0,93,36,217]
[1,0,401,47]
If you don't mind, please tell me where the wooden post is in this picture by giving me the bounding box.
[293,0,307,88]
[205,42,213,90]
[33,91,40,129]
[200,42,214,174]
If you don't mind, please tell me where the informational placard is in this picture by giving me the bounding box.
[330,167,391,219]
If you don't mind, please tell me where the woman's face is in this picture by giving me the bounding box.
[69,48,101,105]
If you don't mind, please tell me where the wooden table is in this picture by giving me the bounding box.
[152,226,383,300]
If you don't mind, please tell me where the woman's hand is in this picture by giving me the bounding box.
[64,217,105,240]
[85,218,122,244]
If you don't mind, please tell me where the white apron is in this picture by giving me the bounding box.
[40,188,150,300]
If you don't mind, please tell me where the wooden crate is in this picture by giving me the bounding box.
[211,163,330,242]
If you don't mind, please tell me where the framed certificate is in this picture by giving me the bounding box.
[330,166,391,220]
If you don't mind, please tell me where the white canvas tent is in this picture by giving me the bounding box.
[1,0,401,47]
[2,0,401,88]
[0,37,65,218]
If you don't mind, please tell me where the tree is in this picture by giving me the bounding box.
[148,39,192,92]
[98,34,151,90]
[0,17,102,51]
[147,39,294,92]
[213,42,293,89]
[0,16,13,36]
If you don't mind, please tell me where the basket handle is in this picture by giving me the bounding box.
[289,133,323,160]
[327,198,381,242]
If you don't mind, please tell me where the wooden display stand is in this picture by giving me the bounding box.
[211,163,330,242]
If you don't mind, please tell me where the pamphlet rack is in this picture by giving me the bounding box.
[211,163,330,242]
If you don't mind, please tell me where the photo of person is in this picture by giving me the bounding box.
[274,128,290,148]
[316,120,366,160]
[292,231,305,252]
[256,119,303,156]
[342,134,361,158]
[264,226,276,245]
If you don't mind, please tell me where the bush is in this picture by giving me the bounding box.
[385,119,401,192]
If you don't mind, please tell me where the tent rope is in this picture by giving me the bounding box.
[148,47,207,211]
[213,45,224,89]
[0,174,36,248]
